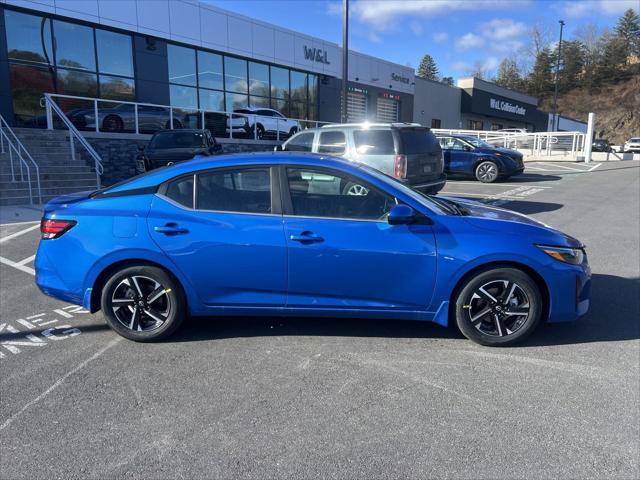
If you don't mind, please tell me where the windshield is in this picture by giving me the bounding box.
[630,138,640,142]
[150,132,206,149]
[357,164,451,215]
[462,137,493,148]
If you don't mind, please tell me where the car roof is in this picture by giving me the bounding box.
[104,152,357,193]
[320,122,424,129]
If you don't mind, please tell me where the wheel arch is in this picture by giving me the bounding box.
[447,260,550,327]
[88,258,188,314]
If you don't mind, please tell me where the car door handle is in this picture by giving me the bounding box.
[289,231,324,243]
[154,223,189,235]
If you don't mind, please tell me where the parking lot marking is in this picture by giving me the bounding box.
[15,319,36,330]
[16,254,36,266]
[588,163,602,171]
[0,224,40,244]
[0,220,40,228]
[26,313,45,320]
[0,337,122,432]
[53,309,74,318]
[535,162,590,172]
[0,256,35,276]
[450,181,551,188]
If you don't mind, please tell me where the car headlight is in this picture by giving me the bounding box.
[537,245,585,265]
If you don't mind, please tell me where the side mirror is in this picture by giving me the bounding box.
[212,143,222,153]
[463,145,472,151]
[137,144,145,152]
[388,204,416,225]
[274,145,284,152]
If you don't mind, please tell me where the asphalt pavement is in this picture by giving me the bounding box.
[1,160,638,479]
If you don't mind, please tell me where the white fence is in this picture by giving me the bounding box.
[432,128,586,160]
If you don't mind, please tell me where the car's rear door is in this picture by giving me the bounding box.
[280,166,437,311]
[148,166,287,307]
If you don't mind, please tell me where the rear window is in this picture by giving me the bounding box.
[150,132,207,149]
[353,129,395,155]
[397,128,440,154]
[317,131,346,155]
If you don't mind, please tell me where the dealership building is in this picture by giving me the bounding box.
[0,0,417,130]
[413,76,553,132]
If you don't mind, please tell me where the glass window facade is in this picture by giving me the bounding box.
[4,9,135,127]
[3,8,319,127]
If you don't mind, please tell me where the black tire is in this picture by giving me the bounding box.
[100,265,186,342]
[102,115,123,132]
[475,160,499,183]
[289,126,298,137]
[454,267,543,347]
[256,124,265,139]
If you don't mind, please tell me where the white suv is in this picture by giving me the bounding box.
[623,137,640,153]
[226,107,301,140]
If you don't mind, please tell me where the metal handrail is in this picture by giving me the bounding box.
[43,93,332,141]
[0,114,41,205]
[44,93,104,189]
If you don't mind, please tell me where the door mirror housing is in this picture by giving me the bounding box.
[463,145,472,151]
[212,143,223,153]
[137,144,145,152]
[388,204,416,225]
[274,144,284,152]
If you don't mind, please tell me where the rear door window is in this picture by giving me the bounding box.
[283,132,314,152]
[397,128,440,154]
[196,168,271,214]
[353,129,395,155]
[165,175,194,208]
[317,131,346,155]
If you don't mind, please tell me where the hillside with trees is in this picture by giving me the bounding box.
[420,8,640,142]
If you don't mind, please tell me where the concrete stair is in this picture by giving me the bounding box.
[0,128,99,206]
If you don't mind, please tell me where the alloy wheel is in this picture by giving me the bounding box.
[476,162,498,182]
[110,275,172,332]
[346,184,369,196]
[466,279,530,337]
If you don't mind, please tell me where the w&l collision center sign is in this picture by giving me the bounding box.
[490,98,526,116]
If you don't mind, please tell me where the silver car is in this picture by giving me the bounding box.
[279,123,446,194]
[623,137,640,153]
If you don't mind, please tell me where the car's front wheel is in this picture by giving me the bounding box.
[475,160,499,183]
[454,267,543,346]
[101,265,186,342]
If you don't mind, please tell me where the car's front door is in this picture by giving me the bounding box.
[281,166,437,311]
[148,166,287,307]
[439,137,473,174]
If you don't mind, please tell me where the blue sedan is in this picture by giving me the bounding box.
[437,135,525,182]
[35,153,590,346]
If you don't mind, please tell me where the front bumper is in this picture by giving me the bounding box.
[547,261,591,323]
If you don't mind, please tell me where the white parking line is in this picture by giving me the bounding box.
[16,254,36,266]
[448,181,551,188]
[0,256,35,276]
[588,163,602,171]
[442,192,522,200]
[0,224,40,244]
[0,220,40,227]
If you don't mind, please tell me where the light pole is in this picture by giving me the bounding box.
[551,19,565,131]
[341,0,349,123]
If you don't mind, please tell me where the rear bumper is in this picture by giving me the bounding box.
[35,248,83,305]
[407,174,447,194]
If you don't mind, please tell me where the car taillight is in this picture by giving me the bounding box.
[394,154,407,179]
[40,219,76,239]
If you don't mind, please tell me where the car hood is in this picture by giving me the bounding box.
[441,196,583,248]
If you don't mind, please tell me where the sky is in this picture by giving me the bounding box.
[206,0,638,79]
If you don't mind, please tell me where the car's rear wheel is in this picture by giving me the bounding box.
[102,115,123,132]
[475,161,499,183]
[101,265,186,342]
[454,268,543,346]
[256,124,265,139]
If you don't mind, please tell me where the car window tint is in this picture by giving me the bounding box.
[165,175,194,208]
[257,109,273,116]
[197,168,271,214]
[286,168,394,220]
[317,131,346,155]
[398,129,439,154]
[151,132,206,149]
[284,132,314,152]
[353,129,395,155]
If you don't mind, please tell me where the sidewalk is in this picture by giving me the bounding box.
[0,204,43,225]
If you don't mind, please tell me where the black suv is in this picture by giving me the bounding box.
[137,129,222,172]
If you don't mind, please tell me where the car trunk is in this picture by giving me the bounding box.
[394,127,443,184]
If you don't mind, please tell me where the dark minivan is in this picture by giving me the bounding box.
[137,129,222,172]
[279,123,445,194]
